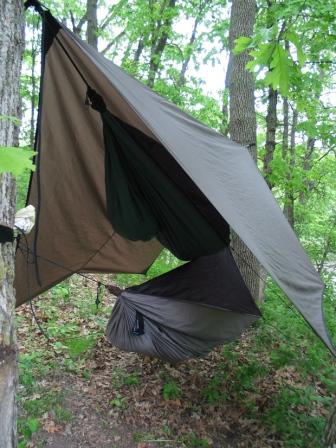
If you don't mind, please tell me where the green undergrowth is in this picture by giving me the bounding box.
[197,278,335,447]
[17,261,335,447]
[17,276,111,446]
[115,249,183,288]
[18,349,74,447]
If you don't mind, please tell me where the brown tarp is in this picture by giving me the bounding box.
[15,8,335,356]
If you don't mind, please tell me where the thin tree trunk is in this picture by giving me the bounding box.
[147,0,176,88]
[134,36,145,63]
[283,109,298,228]
[177,5,202,88]
[282,96,289,160]
[101,30,126,56]
[263,86,278,188]
[30,46,37,149]
[299,136,315,204]
[70,10,88,37]
[262,0,278,186]
[0,1,24,446]
[86,0,98,49]
[227,0,261,301]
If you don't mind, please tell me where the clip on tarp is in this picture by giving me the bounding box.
[0,223,14,244]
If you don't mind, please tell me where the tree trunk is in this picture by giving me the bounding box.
[101,31,126,57]
[282,96,289,160]
[177,2,203,88]
[263,86,278,188]
[86,0,98,49]
[227,0,261,301]
[147,0,176,88]
[228,0,257,159]
[134,37,145,63]
[0,1,24,447]
[30,40,37,150]
[299,136,315,204]
[283,109,298,228]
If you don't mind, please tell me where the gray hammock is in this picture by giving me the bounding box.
[107,248,261,363]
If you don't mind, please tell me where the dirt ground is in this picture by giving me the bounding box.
[22,339,282,448]
[17,278,332,448]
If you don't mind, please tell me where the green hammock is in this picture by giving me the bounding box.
[103,110,227,260]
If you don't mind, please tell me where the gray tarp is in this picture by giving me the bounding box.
[15,10,335,356]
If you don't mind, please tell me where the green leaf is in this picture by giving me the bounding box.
[246,43,275,71]
[233,36,252,55]
[285,31,306,66]
[264,44,291,96]
[0,147,35,176]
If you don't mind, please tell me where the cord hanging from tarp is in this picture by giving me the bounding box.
[95,282,104,308]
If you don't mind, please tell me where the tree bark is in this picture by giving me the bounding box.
[228,0,257,159]
[86,0,98,49]
[227,0,261,301]
[0,1,24,447]
[263,86,278,188]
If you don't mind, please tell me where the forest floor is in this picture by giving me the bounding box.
[16,274,335,448]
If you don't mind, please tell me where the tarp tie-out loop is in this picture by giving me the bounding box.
[85,87,107,113]
[131,311,145,336]
[24,0,48,13]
